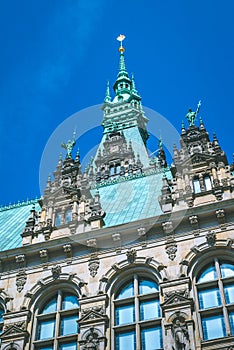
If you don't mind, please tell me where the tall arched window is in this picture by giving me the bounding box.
[113,274,162,350]
[33,290,79,349]
[195,259,234,341]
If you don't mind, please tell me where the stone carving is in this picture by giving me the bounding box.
[112,232,121,241]
[63,244,72,258]
[4,321,26,332]
[39,249,48,262]
[179,260,189,277]
[137,227,146,236]
[126,249,136,264]
[88,259,100,278]
[81,306,104,318]
[165,241,177,260]
[87,239,97,247]
[188,215,199,229]
[216,208,226,223]
[206,230,216,246]
[162,221,173,234]
[164,289,189,303]
[51,264,61,279]
[16,271,27,292]
[82,328,99,350]
[15,254,26,268]
[172,318,190,350]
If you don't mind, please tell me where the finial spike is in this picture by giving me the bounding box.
[104,80,111,102]
[131,73,137,94]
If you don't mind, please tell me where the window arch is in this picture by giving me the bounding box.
[195,258,234,341]
[113,274,162,350]
[33,290,79,349]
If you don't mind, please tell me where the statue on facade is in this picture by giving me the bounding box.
[61,131,76,158]
[173,319,190,350]
[82,331,99,350]
[186,100,201,126]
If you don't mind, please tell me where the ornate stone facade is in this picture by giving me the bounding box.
[0,39,234,350]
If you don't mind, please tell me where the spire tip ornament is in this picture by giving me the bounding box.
[117,34,126,53]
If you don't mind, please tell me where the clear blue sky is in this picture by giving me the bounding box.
[0,0,234,205]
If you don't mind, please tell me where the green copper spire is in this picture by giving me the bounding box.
[116,34,129,79]
[104,81,111,102]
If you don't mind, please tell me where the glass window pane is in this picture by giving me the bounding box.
[141,327,162,350]
[140,300,160,320]
[220,263,234,278]
[197,265,216,283]
[60,315,78,336]
[41,297,57,314]
[224,284,234,304]
[38,319,55,339]
[62,294,79,310]
[198,288,221,309]
[59,344,77,350]
[116,281,134,299]
[38,347,53,350]
[193,179,201,193]
[65,209,72,223]
[139,279,159,294]
[204,176,212,191]
[116,331,136,350]
[55,212,62,226]
[0,307,4,322]
[115,304,135,325]
[229,311,234,335]
[202,314,226,340]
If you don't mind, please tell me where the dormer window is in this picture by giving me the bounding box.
[193,178,201,193]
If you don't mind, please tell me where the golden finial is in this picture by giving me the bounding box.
[117,34,125,53]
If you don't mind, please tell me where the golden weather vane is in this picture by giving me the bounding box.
[117,34,126,53]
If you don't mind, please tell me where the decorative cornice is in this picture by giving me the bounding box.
[0,198,39,212]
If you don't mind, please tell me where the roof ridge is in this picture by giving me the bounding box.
[0,198,39,212]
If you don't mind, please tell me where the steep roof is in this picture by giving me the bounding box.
[0,200,40,251]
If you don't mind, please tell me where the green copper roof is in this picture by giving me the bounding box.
[0,200,40,251]
[91,169,171,227]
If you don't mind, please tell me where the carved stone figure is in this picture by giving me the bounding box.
[82,330,99,350]
[173,319,190,350]
[88,259,100,277]
[16,272,27,292]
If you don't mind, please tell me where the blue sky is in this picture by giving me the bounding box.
[0,0,234,205]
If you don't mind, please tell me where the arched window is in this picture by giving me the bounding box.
[195,259,234,341]
[33,290,79,349]
[113,275,162,350]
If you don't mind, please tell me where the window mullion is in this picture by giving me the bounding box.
[134,274,140,350]
[216,261,231,336]
[54,291,62,350]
